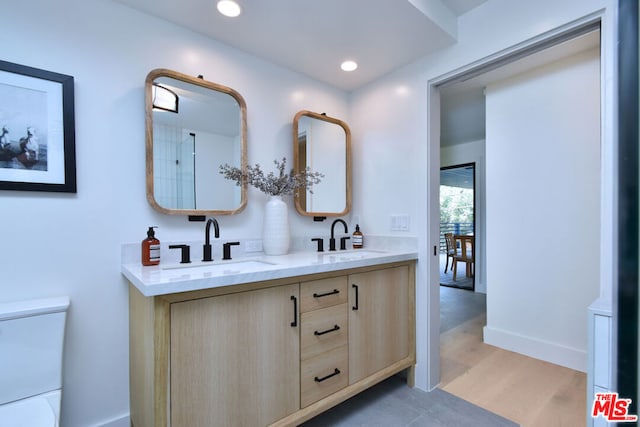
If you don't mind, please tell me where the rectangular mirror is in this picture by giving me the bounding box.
[146,69,247,215]
[293,111,351,217]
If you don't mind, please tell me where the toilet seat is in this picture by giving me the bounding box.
[0,396,56,427]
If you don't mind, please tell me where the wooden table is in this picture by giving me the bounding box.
[453,235,474,281]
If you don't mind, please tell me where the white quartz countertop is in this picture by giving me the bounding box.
[122,249,418,297]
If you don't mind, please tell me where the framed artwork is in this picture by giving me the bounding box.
[0,60,76,192]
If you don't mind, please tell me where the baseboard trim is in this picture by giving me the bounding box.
[483,325,587,372]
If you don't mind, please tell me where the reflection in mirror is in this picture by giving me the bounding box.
[145,69,247,215]
[293,111,351,217]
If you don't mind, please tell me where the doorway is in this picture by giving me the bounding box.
[439,163,475,291]
[424,17,607,391]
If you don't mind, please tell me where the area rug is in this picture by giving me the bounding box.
[440,267,474,290]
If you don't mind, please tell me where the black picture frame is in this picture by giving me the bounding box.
[0,60,76,193]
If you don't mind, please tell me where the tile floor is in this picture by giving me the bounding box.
[439,285,485,333]
[301,375,517,427]
[301,286,516,427]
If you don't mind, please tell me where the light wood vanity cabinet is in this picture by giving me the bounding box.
[348,266,410,383]
[129,261,415,427]
[299,277,349,408]
[170,284,300,427]
[129,282,301,427]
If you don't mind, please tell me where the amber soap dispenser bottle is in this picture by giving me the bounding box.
[352,224,364,249]
[142,226,160,266]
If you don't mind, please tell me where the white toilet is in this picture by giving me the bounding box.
[0,296,70,427]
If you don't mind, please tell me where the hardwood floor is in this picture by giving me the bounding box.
[440,312,587,426]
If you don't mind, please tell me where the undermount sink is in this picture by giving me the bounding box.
[161,259,277,273]
[322,250,387,262]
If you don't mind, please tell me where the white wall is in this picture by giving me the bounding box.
[441,140,486,293]
[483,48,601,371]
[1,0,616,424]
[350,0,612,389]
[1,1,349,426]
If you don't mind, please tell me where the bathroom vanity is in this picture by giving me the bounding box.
[123,249,416,427]
[132,67,408,425]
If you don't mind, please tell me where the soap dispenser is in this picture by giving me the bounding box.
[352,224,364,249]
[142,226,160,266]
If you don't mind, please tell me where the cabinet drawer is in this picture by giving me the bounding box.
[301,303,348,361]
[300,277,348,312]
[301,345,348,408]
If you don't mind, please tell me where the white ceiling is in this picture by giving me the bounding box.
[440,29,600,147]
[114,0,487,91]
[112,0,599,148]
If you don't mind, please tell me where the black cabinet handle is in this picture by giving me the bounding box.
[290,296,297,327]
[313,289,339,298]
[314,368,341,383]
[352,284,359,310]
[314,325,340,336]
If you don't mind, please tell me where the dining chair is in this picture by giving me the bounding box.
[452,235,474,281]
[444,233,456,274]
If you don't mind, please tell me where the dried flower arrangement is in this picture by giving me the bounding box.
[219,157,324,197]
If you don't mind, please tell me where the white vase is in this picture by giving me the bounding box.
[262,195,290,255]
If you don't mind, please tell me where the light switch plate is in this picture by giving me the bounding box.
[391,214,410,231]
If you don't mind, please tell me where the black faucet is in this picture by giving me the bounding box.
[223,242,240,260]
[203,218,220,262]
[169,244,191,264]
[311,237,324,252]
[329,219,349,251]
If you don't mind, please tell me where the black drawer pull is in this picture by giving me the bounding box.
[352,284,359,310]
[314,368,341,383]
[314,324,340,336]
[313,289,339,298]
[290,296,297,327]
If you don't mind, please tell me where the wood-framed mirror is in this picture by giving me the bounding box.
[145,69,247,215]
[293,110,351,217]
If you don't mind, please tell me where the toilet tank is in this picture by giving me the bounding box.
[0,297,70,405]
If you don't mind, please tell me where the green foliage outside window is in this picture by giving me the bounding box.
[440,185,474,224]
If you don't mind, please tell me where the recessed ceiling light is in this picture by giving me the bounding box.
[217,0,242,17]
[341,60,358,72]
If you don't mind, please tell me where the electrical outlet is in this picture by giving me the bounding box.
[244,239,263,252]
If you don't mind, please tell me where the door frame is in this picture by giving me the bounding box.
[424,12,613,390]
[615,0,638,407]
[439,162,476,291]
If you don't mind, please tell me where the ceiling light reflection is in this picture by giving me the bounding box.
[217,0,241,17]
[341,61,358,72]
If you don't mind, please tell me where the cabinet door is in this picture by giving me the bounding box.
[170,284,300,427]
[348,266,410,384]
